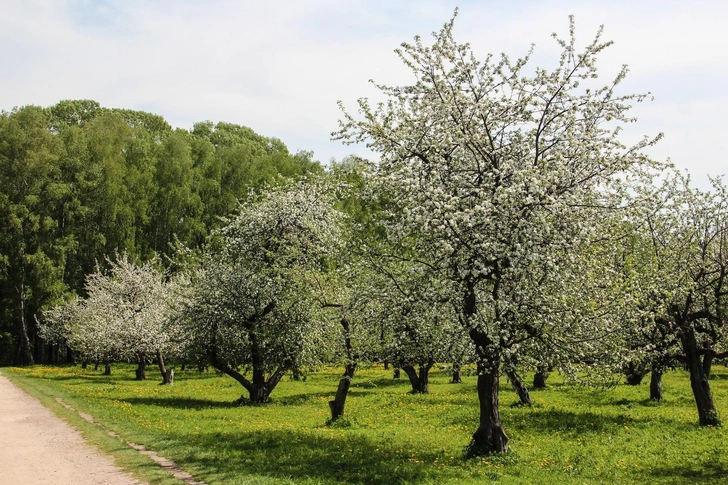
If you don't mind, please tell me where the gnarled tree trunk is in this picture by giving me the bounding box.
[650,367,663,402]
[506,368,532,406]
[329,363,356,420]
[402,363,432,394]
[470,359,508,454]
[157,348,173,385]
[465,280,508,455]
[533,365,549,389]
[15,281,34,366]
[135,358,146,380]
[451,363,462,384]
[679,325,719,426]
[328,316,358,421]
[104,362,112,375]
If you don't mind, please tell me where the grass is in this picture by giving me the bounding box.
[2,364,727,484]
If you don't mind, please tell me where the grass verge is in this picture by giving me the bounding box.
[2,364,727,484]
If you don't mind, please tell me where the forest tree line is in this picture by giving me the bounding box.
[0,99,322,366]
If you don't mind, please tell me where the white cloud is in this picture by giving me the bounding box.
[1,0,726,182]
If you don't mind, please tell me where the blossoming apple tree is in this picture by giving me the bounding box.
[41,254,177,383]
[178,181,345,403]
[335,13,661,453]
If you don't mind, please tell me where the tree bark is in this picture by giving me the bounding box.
[393,368,400,379]
[328,316,359,421]
[402,363,431,394]
[702,347,714,379]
[329,363,356,420]
[451,364,462,384]
[679,326,720,426]
[650,368,663,402]
[533,367,549,389]
[470,361,508,454]
[15,281,34,366]
[465,281,508,455]
[624,361,647,385]
[135,358,146,380]
[104,362,111,375]
[157,348,173,385]
[506,368,532,406]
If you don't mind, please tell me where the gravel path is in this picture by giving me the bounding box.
[0,372,146,485]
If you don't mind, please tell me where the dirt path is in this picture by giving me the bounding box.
[0,372,146,485]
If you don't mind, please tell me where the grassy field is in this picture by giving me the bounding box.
[2,364,727,484]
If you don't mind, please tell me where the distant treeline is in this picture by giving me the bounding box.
[0,99,323,365]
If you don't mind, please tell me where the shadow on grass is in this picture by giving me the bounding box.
[507,409,638,435]
[181,428,443,485]
[274,389,377,407]
[122,396,238,410]
[645,460,727,483]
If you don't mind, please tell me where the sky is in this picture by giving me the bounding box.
[1,0,726,186]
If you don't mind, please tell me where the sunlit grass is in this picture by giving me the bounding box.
[3,364,727,484]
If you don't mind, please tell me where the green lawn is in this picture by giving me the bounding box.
[2,364,727,484]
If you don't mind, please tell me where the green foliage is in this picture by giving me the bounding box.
[0,99,323,365]
[3,365,727,484]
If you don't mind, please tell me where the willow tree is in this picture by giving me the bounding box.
[335,12,660,453]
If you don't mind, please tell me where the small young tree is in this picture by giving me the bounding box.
[179,181,344,403]
[335,12,660,453]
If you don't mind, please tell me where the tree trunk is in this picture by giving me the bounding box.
[465,281,508,455]
[157,349,173,385]
[624,361,647,385]
[329,363,357,421]
[384,361,389,370]
[135,358,147,380]
[506,368,532,406]
[533,368,548,389]
[702,348,714,379]
[208,349,288,404]
[680,326,720,426]
[328,315,359,421]
[650,368,663,402]
[104,362,111,375]
[15,282,34,366]
[402,364,431,393]
[292,366,302,381]
[470,361,508,454]
[393,368,400,379]
[451,364,462,384]
[82,361,88,369]
[66,344,76,366]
